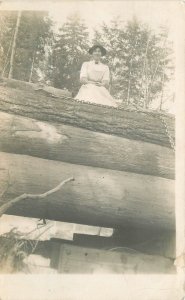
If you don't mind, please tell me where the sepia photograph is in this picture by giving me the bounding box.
[0,0,184,299]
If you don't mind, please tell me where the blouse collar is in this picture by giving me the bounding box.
[92,60,101,65]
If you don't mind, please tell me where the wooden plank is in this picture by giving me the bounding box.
[0,152,175,230]
[57,243,175,274]
[0,112,174,179]
[0,78,174,147]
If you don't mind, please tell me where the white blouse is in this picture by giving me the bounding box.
[80,60,110,83]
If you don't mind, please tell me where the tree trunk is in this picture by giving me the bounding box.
[0,111,174,179]
[0,78,175,148]
[8,11,22,79]
[0,152,175,231]
[141,35,150,107]
[126,59,133,105]
[159,69,165,111]
[29,50,36,83]
[2,28,15,77]
[145,58,149,109]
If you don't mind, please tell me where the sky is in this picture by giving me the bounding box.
[49,1,177,41]
[1,0,180,42]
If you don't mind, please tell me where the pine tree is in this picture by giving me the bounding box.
[93,17,174,109]
[48,14,90,95]
[0,11,53,82]
[0,11,18,76]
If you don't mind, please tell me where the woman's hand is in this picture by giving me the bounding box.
[94,81,109,88]
[81,78,100,85]
[95,82,102,87]
[81,78,107,88]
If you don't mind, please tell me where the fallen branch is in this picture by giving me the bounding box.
[0,177,74,217]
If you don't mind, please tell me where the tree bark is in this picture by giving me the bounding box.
[0,78,175,148]
[0,152,175,231]
[29,50,36,83]
[0,111,174,179]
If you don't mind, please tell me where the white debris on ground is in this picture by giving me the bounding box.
[22,255,57,274]
[0,215,113,241]
[0,215,113,273]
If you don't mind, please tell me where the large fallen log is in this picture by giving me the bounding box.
[0,112,174,179]
[0,152,175,231]
[0,78,174,148]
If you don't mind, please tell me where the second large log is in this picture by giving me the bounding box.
[0,112,174,179]
[0,152,175,231]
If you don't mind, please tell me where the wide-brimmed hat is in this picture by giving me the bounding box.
[88,45,107,56]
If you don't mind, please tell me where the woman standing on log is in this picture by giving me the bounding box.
[75,45,117,107]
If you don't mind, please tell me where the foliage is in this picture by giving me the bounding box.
[93,17,174,108]
[0,11,174,109]
[47,14,90,96]
[0,11,17,76]
[0,11,53,82]
[0,229,27,273]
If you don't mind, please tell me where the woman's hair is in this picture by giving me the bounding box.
[89,45,107,56]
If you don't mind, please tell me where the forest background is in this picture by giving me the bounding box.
[0,8,175,111]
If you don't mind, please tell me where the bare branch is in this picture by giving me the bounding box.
[0,177,74,217]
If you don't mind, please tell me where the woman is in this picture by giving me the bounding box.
[75,45,117,107]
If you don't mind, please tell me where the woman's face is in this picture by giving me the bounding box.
[92,48,102,61]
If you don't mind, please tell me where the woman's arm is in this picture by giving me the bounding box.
[80,62,89,84]
[81,77,102,85]
[101,66,110,88]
